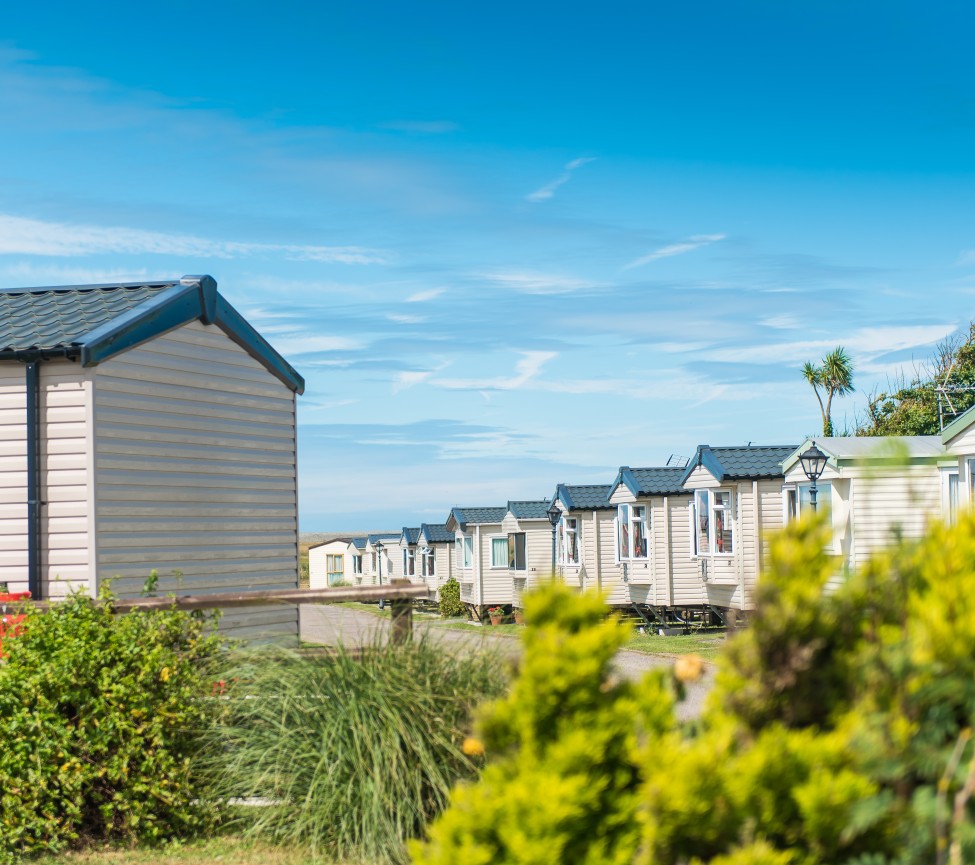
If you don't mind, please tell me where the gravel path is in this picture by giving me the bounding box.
[299,604,714,720]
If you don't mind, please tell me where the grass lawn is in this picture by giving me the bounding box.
[626,630,726,659]
[37,837,318,865]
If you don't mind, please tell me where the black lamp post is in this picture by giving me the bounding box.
[798,441,828,512]
[375,540,386,609]
[547,501,561,575]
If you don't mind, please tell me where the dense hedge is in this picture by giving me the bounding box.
[0,593,223,862]
[414,511,975,864]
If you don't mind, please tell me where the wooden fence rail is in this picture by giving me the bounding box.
[14,580,426,645]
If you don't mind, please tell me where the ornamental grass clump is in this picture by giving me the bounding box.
[413,510,975,865]
[202,634,508,864]
[0,592,223,863]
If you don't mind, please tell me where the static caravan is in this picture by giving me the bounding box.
[501,500,556,606]
[606,467,700,620]
[0,275,303,641]
[417,522,454,601]
[941,405,975,518]
[680,444,797,622]
[782,436,950,573]
[362,533,400,587]
[444,506,509,616]
[550,483,618,599]
[308,538,355,589]
[348,537,366,584]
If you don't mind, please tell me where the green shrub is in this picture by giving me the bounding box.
[413,511,975,865]
[202,634,508,864]
[438,576,464,618]
[0,592,224,862]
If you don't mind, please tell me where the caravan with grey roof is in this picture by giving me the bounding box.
[0,275,304,640]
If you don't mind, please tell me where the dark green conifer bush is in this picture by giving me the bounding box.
[413,511,975,865]
[0,593,223,862]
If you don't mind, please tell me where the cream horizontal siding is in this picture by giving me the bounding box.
[596,510,627,605]
[667,496,703,607]
[92,321,298,641]
[850,467,942,569]
[478,525,512,606]
[0,365,28,592]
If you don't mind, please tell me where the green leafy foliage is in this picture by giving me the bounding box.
[0,592,223,862]
[414,511,975,865]
[438,576,464,618]
[857,323,975,436]
[201,635,507,864]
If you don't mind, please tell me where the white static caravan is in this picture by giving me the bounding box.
[606,467,700,618]
[444,506,509,615]
[0,275,304,640]
[550,483,619,600]
[416,522,454,601]
[782,436,951,573]
[680,444,798,620]
[361,533,400,587]
[941,405,975,517]
[396,527,426,590]
[308,538,358,589]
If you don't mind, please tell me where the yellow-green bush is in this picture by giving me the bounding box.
[0,593,223,862]
[413,511,975,864]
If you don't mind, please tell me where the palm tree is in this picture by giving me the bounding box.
[803,347,854,435]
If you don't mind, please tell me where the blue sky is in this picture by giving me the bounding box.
[2,2,975,529]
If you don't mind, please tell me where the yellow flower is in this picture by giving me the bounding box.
[673,654,705,683]
[461,737,485,756]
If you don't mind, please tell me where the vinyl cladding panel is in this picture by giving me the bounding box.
[92,321,299,642]
[0,365,28,592]
[667,496,704,607]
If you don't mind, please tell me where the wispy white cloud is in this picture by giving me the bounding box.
[0,262,152,286]
[623,233,726,270]
[701,324,956,366]
[406,288,445,302]
[760,314,800,330]
[434,351,558,391]
[526,156,596,202]
[480,270,596,295]
[387,313,426,324]
[0,213,388,264]
[265,334,364,356]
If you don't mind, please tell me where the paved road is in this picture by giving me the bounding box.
[299,604,714,720]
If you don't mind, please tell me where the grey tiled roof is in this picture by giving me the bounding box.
[629,467,688,495]
[0,281,177,354]
[421,523,453,543]
[450,506,507,526]
[684,444,798,483]
[402,527,421,544]
[351,537,367,550]
[508,500,551,520]
[555,484,613,510]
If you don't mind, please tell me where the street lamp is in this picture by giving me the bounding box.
[374,540,386,609]
[798,441,828,512]
[546,501,561,576]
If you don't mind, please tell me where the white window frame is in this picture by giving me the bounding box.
[326,554,344,585]
[403,547,416,577]
[783,481,833,522]
[421,547,436,578]
[456,534,474,569]
[559,516,580,566]
[943,468,960,524]
[352,554,363,575]
[490,536,509,568]
[615,504,649,561]
[691,488,735,557]
[967,458,975,505]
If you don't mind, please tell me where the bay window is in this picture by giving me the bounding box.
[559,517,580,565]
[617,504,648,560]
[692,489,734,556]
[456,535,473,569]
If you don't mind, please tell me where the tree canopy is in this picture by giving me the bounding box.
[856,322,975,436]
[802,346,854,436]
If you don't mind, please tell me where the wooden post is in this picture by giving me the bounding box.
[389,579,413,645]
